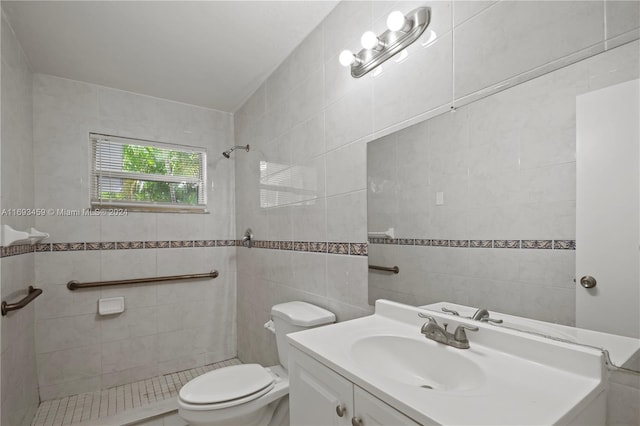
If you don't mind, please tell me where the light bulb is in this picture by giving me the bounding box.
[339,50,356,67]
[387,11,407,31]
[361,31,381,50]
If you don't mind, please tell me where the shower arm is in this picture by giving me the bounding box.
[222,144,250,158]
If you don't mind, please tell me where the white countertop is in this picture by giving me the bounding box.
[288,300,606,426]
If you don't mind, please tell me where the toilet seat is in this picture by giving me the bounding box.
[179,364,276,410]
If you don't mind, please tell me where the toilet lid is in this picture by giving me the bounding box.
[179,364,275,405]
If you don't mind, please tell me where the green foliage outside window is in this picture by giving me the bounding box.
[99,144,202,205]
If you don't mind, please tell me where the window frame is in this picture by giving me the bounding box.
[90,133,208,213]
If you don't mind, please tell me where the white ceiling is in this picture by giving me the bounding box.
[2,1,338,112]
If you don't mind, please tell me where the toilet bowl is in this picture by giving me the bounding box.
[178,301,335,426]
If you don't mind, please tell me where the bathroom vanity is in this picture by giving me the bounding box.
[290,348,420,425]
[287,300,607,425]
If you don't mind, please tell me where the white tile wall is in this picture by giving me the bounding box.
[1,11,39,426]
[30,74,237,400]
[33,245,237,401]
[233,9,639,426]
[453,1,604,99]
[606,0,640,41]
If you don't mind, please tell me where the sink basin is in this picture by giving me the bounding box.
[350,335,485,392]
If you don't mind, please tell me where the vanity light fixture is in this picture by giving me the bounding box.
[339,7,431,78]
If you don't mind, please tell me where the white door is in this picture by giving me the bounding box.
[576,79,640,338]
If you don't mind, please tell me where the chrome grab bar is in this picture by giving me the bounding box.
[2,286,43,315]
[67,270,219,290]
[368,265,400,274]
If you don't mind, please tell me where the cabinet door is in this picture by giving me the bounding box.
[353,386,421,426]
[289,348,353,426]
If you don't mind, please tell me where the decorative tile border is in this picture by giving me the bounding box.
[294,241,309,252]
[0,236,576,259]
[522,239,552,249]
[1,239,236,258]
[1,244,34,257]
[368,238,575,250]
[554,240,576,250]
[35,243,52,252]
[100,242,116,250]
[268,241,280,250]
[398,238,415,245]
[170,240,193,248]
[470,240,492,248]
[350,243,368,256]
[494,240,520,249]
[450,240,469,248]
[2,239,370,258]
[308,242,327,253]
[328,242,349,255]
[369,237,387,245]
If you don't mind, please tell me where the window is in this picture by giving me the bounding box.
[90,133,207,212]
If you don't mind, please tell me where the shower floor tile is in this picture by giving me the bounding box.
[30,358,242,426]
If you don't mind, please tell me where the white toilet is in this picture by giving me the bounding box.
[177,301,335,426]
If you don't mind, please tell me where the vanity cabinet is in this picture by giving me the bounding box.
[290,348,421,426]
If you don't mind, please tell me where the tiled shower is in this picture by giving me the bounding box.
[1,1,640,425]
[1,18,238,424]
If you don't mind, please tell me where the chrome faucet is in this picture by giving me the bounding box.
[418,313,478,349]
[471,308,503,324]
[440,306,503,324]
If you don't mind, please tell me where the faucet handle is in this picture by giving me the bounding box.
[453,324,479,342]
[480,317,503,324]
[418,313,439,325]
[418,313,439,335]
[441,307,460,316]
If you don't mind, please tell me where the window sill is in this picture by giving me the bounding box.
[90,202,208,214]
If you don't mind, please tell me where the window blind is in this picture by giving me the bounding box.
[90,133,207,211]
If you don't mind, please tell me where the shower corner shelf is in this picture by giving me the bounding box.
[367,227,395,239]
[2,224,50,246]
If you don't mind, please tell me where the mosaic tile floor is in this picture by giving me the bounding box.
[31,358,241,426]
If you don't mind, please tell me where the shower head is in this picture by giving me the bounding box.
[222,144,250,159]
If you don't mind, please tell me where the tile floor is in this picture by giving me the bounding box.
[31,358,241,426]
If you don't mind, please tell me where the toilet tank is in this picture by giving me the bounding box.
[271,302,335,371]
